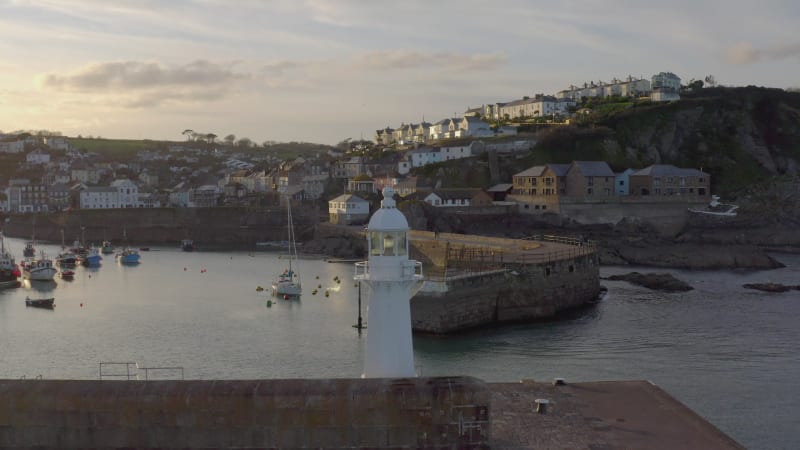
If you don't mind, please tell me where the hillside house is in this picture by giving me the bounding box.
[48,183,70,211]
[409,147,440,168]
[80,186,117,210]
[615,169,635,196]
[110,179,140,208]
[457,117,493,138]
[0,140,25,153]
[26,149,50,165]
[328,194,369,225]
[302,174,329,200]
[6,179,49,213]
[629,165,710,199]
[422,189,492,208]
[565,161,616,199]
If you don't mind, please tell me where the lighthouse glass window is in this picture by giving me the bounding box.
[370,232,381,256]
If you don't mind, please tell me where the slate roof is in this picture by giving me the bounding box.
[487,183,513,192]
[514,166,546,177]
[571,161,615,177]
[630,165,706,177]
[329,194,368,203]
[547,163,571,177]
[427,189,484,200]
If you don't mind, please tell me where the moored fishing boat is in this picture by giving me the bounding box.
[56,250,78,266]
[23,241,36,258]
[116,247,141,264]
[101,240,115,254]
[181,239,195,252]
[1,232,22,287]
[22,253,57,281]
[80,246,103,266]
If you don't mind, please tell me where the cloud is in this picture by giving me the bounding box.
[727,42,800,64]
[351,50,506,71]
[123,87,232,109]
[39,60,247,91]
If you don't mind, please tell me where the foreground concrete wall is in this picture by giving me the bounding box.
[0,377,489,449]
[411,254,599,333]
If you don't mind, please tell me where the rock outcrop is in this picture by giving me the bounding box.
[603,272,693,292]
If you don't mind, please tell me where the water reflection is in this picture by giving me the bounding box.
[23,279,57,293]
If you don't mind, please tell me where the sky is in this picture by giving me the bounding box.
[0,0,798,146]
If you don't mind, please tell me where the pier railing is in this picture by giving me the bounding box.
[429,234,598,281]
[99,362,185,380]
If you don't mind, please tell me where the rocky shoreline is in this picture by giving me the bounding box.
[602,272,694,292]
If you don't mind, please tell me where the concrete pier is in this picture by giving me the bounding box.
[0,377,743,449]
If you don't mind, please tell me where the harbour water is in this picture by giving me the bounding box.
[0,236,798,450]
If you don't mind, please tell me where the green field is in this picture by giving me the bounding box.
[69,137,158,160]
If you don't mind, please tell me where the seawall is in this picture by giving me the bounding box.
[1,207,318,247]
[407,231,600,333]
[411,254,599,333]
[0,377,489,449]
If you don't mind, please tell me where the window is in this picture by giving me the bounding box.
[699,178,705,183]
[370,232,381,256]
[382,233,395,256]
[619,180,625,186]
[587,188,593,195]
[654,177,661,186]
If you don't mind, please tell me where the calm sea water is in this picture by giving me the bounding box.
[1,236,798,449]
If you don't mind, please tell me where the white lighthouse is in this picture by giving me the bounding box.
[354,187,424,378]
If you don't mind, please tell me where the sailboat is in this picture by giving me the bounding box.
[271,199,301,297]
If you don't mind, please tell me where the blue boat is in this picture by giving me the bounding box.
[116,247,141,264]
[81,247,103,266]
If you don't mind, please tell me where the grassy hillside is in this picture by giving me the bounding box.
[69,137,155,161]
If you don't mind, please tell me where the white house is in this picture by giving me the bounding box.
[111,179,140,208]
[397,159,411,176]
[422,189,492,208]
[457,117,493,138]
[189,185,222,207]
[0,140,25,154]
[26,149,50,165]
[43,136,70,150]
[651,72,681,102]
[169,182,190,207]
[80,186,119,209]
[439,143,472,161]
[408,147,440,168]
[302,174,328,200]
[328,194,370,225]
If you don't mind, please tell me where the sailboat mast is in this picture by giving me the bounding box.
[287,200,292,272]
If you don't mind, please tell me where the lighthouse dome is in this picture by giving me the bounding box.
[367,187,409,231]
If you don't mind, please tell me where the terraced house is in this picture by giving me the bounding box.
[628,165,710,199]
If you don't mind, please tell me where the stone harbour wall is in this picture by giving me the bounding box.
[0,377,489,449]
[411,254,600,333]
